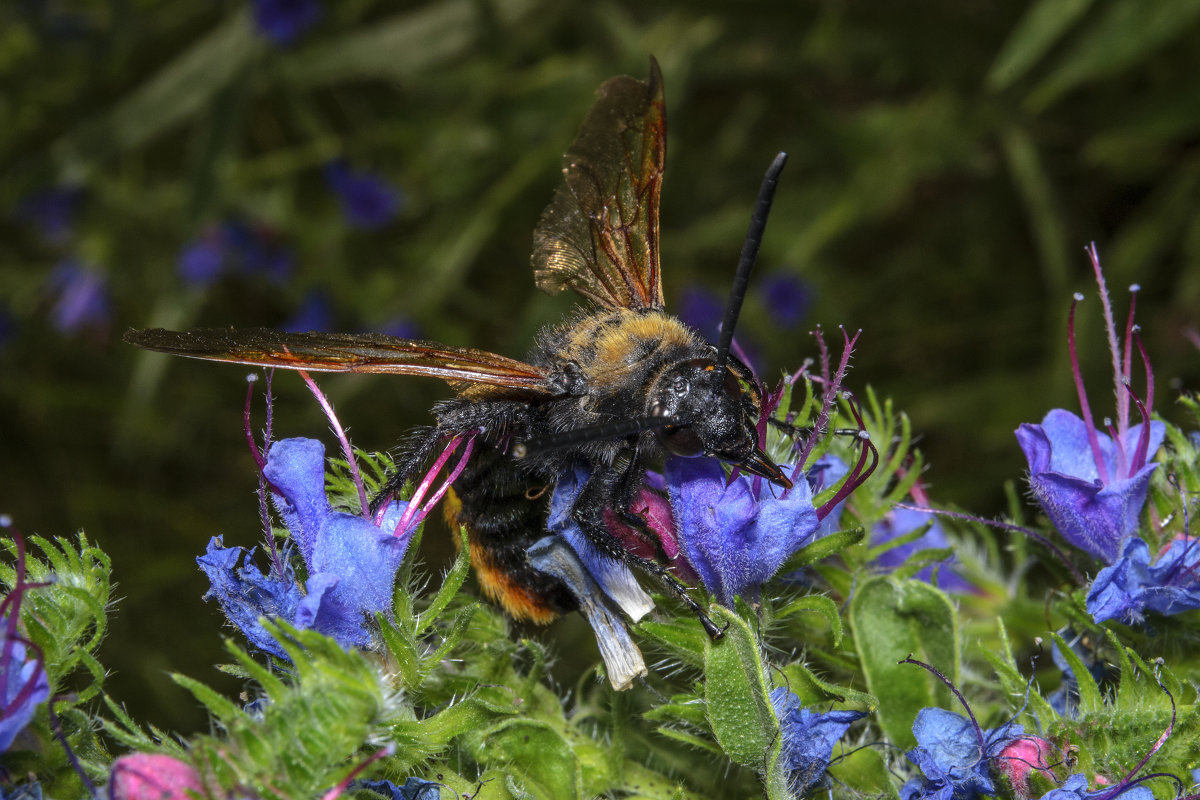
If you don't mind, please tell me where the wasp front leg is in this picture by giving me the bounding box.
[570,459,726,640]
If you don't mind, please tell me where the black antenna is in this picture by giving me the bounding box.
[512,415,680,458]
[715,151,788,370]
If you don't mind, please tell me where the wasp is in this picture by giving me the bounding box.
[126,58,790,650]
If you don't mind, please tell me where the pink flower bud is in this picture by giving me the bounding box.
[110,753,204,800]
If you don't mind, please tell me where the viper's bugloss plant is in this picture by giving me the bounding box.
[9,251,1200,800]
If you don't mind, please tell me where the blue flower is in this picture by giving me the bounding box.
[1016,249,1165,565]
[46,260,109,334]
[871,507,971,591]
[325,161,403,229]
[378,315,420,340]
[758,273,812,329]
[252,0,321,45]
[665,456,819,607]
[198,438,411,653]
[357,777,442,800]
[1016,410,1164,564]
[545,465,655,621]
[196,537,303,658]
[809,454,850,538]
[1086,537,1200,624]
[900,707,1022,800]
[14,184,84,243]
[677,285,724,343]
[178,221,294,287]
[770,687,865,795]
[1032,774,1153,800]
[0,637,50,753]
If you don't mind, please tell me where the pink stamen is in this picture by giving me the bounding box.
[393,433,477,537]
[1133,329,1155,419]
[816,395,878,520]
[243,375,266,472]
[1121,286,1140,396]
[297,370,369,520]
[1068,294,1110,483]
[1123,382,1153,474]
[1104,418,1128,481]
[1086,244,1128,435]
[793,327,859,481]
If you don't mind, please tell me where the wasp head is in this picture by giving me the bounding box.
[648,358,791,489]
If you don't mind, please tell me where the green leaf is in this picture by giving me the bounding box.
[637,618,707,669]
[477,719,582,800]
[1047,631,1103,715]
[848,576,959,749]
[1028,0,1200,111]
[986,0,1093,91]
[778,662,877,710]
[417,526,472,635]
[703,606,777,769]
[781,527,865,573]
[776,593,843,647]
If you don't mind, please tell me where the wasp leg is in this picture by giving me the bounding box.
[572,461,726,641]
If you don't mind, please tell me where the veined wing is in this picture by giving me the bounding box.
[124,327,554,396]
[532,57,666,311]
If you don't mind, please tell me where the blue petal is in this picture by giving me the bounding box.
[263,438,331,564]
[308,501,411,622]
[1036,774,1090,800]
[196,536,301,658]
[0,639,50,753]
[1087,537,1200,624]
[358,777,442,800]
[294,573,370,649]
[666,457,819,607]
[325,161,403,229]
[903,708,1020,800]
[769,687,865,795]
[547,465,653,620]
[872,508,972,592]
[1017,411,1166,564]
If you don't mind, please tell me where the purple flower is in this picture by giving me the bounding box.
[1086,537,1200,624]
[252,0,321,45]
[14,184,84,243]
[280,290,334,333]
[665,457,820,607]
[900,708,1022,800]
[180,220,294,287]
[46,261,109,334]
[758,272,812,329]
[770,687,865,795]
[325,161,403,229]
[871,507,972,592]
[198,438,412,653]
[1015,247,1165,564]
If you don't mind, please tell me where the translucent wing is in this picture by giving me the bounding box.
[532,57,666,311]
[125,328,554,396]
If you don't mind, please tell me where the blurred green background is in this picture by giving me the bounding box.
[3,0,1200,733]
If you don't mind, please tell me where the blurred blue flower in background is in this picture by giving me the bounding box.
[281,290,334,332]
[758,272,812,329]
[13,184,84,244]
[872,507,971,591]
[325,161,404,229]
[252,0,322,45]
[178,221,294,287]
[378,315,421,340]
[46,260,109,334]
[677,285,724,343]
